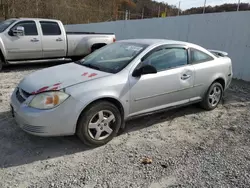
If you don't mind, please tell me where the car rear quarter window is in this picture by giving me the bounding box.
[143,47,188,72]
[40,21,61,35]
[190,48,214,64]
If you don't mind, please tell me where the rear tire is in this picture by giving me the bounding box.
[76,101,122,147]
[200,82,223,111]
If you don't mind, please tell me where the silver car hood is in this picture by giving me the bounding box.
[18,63,111,94]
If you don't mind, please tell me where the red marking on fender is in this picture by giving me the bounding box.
[88,73,97,78]
[32,86,58,94]
[53,83,61,86]
[50,87,59,90]
[37,86,49,93]
[82,72,88,76]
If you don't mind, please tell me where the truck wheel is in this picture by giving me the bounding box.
[91,44,106,53]
[71,57,82,62]
[76,101,122,147]
[200,82,223,111]
[91,47,98,53]
[0,52,6,72]
[0,59,3,71]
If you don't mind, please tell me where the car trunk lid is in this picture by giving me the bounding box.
[208,49,228,57]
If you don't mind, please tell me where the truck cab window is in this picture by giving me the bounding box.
[40,21,61,35]
[11,21,38,36]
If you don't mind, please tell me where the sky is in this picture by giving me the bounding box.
[155,0,250,10]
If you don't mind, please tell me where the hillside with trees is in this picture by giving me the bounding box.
[0,0,179,23]
[0,0,249,24]
[183,3,250,15]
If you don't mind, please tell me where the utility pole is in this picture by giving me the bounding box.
[203,0,207,14]
[178,1,181,16]
[98,0,100,21]
[51,0,54,18]
[141,7,144,19]
[36,0,39,17]
[237,0,241,11]
[158,5,160,17]
[111,0,114,20]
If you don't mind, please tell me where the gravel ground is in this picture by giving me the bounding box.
[0,63,250,188]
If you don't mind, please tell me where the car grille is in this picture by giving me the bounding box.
[16,88,31,103]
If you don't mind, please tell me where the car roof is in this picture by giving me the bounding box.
[11,18,61,22]
[117,39,214,55]
[118,38,198,47]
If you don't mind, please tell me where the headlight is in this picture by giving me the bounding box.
[29,91,69,110]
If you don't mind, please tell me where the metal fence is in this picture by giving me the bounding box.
[66,11,250,81]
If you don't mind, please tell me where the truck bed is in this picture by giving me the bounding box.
[66,32,114,35]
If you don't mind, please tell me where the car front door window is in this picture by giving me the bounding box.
[142,47,188,71]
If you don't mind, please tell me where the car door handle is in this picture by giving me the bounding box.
[56,38,63,42]
[181,74,191,80]
[30,38,39,42]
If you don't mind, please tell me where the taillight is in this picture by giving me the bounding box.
[113,38,116,42]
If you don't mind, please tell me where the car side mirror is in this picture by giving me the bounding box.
[11,26,25,36]
[132,64,157,77]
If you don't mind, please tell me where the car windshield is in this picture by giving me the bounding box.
[78,42,148,73]
[0,19,16,32]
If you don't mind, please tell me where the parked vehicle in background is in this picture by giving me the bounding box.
[10,39,233,147]
[0,18,116,71]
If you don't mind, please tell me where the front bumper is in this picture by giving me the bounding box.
[10,88,83,137]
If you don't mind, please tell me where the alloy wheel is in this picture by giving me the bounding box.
[88,110,116,141]
[208,85,222,107]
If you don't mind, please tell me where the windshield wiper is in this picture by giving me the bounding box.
[82,64,100,70]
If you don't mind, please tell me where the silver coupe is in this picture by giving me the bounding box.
[10,39,233,146]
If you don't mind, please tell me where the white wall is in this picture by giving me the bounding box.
[65,11,250,81]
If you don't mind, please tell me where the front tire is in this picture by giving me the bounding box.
[76,101,122,147]
[200,82,223,111]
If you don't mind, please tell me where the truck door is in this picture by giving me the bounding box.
[39,21,67,58]
[4,20,43,60]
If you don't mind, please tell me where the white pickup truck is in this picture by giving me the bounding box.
[0,18,116,71]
